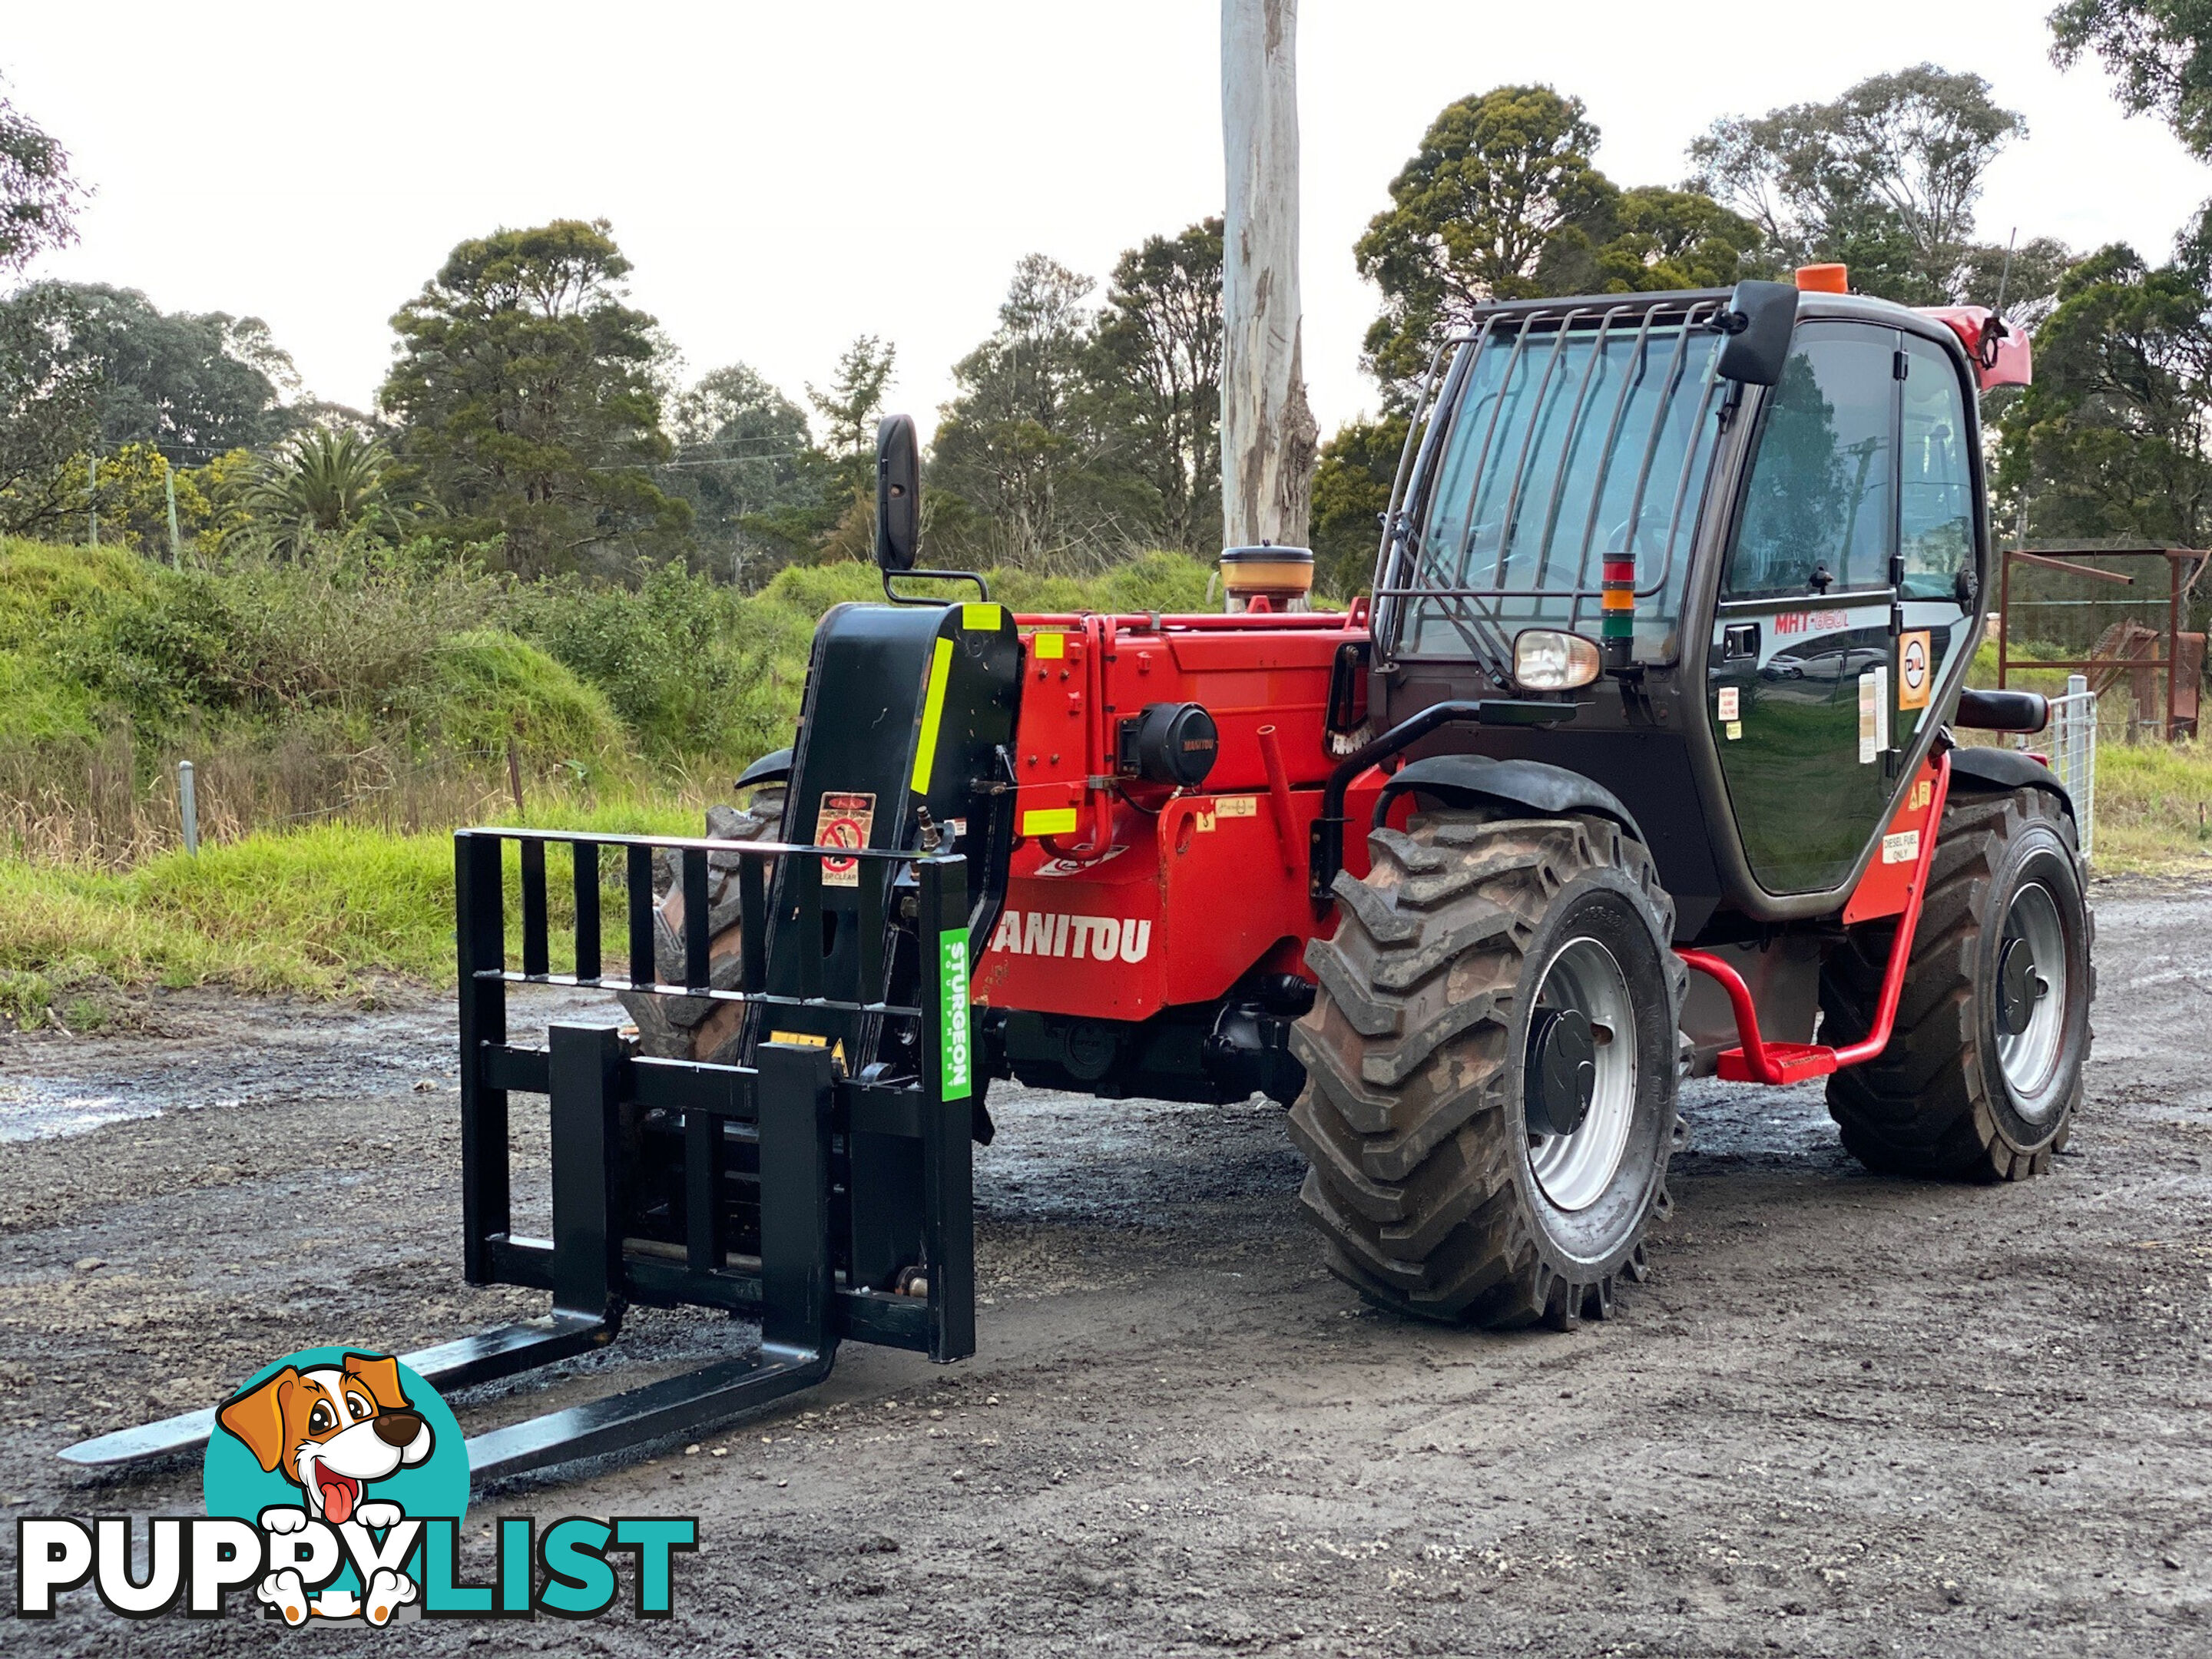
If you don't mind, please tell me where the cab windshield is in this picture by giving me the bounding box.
[1381,296,1728,667]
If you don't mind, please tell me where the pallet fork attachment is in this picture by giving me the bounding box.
[61,829,977,1482]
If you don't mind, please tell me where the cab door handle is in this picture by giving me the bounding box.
[1721,622,1760,661]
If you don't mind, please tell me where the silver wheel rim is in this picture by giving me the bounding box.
[1998,879,2068,1116]
[1526,936,1637,1213]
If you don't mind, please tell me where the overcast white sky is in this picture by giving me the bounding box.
[5,1,2207,445]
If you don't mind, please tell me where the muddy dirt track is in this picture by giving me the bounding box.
[2,879,2209,1657]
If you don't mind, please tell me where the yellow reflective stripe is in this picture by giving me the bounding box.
[962,602,1002,631]
[1031,630,1065,659]
[1022,806,1079,836]
[910,636,955,795]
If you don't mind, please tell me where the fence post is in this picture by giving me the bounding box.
[88,454,98,548]
[177,760,200,856]
[164,465,182,566]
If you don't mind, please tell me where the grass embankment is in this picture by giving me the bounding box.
[0,538,1217,1025]
[0,799,703,1030]
[1966,636,2212,875]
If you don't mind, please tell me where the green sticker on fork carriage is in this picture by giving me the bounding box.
[939,929,972,1101]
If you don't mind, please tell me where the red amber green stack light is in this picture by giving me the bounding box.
[1601,555,1635,668]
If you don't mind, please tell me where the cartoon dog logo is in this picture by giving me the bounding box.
[216,1351,434,1624]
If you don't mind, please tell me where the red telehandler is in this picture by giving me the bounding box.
[68,269,2091,1482]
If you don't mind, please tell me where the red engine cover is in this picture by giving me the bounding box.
[970,611,1376,1022]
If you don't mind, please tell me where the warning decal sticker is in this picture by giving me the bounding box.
[1858,667,1889,763]
[814,790,876,888]
[1898,631,1932,710]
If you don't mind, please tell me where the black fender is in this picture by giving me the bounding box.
[1947,744,2076,823]
[1377,753,1645,843]
[734,747,793,792]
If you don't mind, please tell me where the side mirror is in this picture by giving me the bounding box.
[875,413,921,573]
[1716,280,1798,387]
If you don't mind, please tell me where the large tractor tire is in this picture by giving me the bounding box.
[1822,785,2093,1181]
[618,787,786,1065]
[1289,811,1685,1329]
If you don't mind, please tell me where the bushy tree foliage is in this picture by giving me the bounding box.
[1356,88,1765,402]
[1558,187,1767,296]
[3,282,300,461]
[0,283,98,537]
[671,363,833,585]
[932,256,1135,569]
[1998,243,2212,545]
[2051,0,2212,158]
[1689,65,2026,304]
[60,443,212,555]
[1323,88,1767,591]
[1356,87,1614,391]
[380,219,690,578]
[807,335,896,479]
[1955,235,2078,333]
[0,87,82,273]
[1307,412,1407,598]
[2053,2,2212,269]
[0,279,295,539]
[1087,217,1225,555]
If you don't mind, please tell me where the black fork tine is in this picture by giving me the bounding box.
[520,839,549,979]
[628,843,656,988]
[572,840,601,982]
[737,853,767,995]
[683,846,711,991]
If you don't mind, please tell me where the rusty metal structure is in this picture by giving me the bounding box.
[1998,545,2210,740]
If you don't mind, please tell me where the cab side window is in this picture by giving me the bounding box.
[1899,335,1975,601]
[1725,323,1896,600]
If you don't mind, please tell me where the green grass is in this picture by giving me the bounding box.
[2080,737,2212,874]
[0,794,702,1027]
[0,537,154,647]
[426,628,628,762]
[1966,628,2212,873]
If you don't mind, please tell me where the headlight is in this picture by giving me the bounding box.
[1512,629,1601,691]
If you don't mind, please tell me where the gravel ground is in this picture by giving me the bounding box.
[2,879,2208,1656]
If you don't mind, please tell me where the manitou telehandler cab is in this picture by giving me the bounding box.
[67,269,2094,1483]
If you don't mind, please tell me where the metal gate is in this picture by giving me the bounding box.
[2047,673,2099,862]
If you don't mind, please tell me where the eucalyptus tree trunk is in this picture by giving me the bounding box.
[1220,0,1318,550]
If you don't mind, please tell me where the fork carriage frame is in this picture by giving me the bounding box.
[448,826,976,1480]
[61,828,976,1485]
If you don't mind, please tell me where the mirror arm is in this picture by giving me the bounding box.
[882,568,992,607]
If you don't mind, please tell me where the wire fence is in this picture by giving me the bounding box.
[2047,674,2098,862]
[2017,667,2097,863]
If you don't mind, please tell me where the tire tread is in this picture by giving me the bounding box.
[1290,811,1680,1327]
